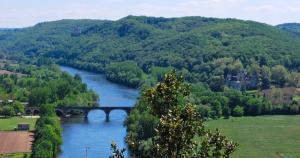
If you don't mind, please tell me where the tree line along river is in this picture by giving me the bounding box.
[59,66,139,158]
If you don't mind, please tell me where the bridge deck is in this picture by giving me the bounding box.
[25,106,134,122]
[60,106,133,110]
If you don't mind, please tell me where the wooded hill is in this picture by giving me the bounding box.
[277,23,300,36]
[0,16,299,88]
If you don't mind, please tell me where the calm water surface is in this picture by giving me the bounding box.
[59,66,139,158]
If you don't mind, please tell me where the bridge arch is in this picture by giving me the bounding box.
[84,109,105,119]
[65,109,84,116]
[108,110,130,121]
[25,109,33,115]
[55,109,65,117]
[33,109,40,115]
[101,108,132,122]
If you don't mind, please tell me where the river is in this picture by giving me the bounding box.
[59,66,139,158]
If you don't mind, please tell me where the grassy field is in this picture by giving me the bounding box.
[293,96,300,102]
[0,117,37,131]
[0,153,30,158]
[206,115,300,158]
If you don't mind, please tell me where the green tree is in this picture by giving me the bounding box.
[32,104,62,158]
[211,100,222,118]
[1,106,15,117]
[54,79,72,100]
[31,140,54,158]
[2,77,14,93]
[232,106,244,117]
[209,76,225,91]
[29,87,50,106]
[229,59,243,75]
[223,88,243,109]
[39,104,56,117]
[109,142,125,158]
[287,72,300,88]
[153,104,237,157]
[271,65,288,87]
[106,61,144,88]
[23,153,28,158]
[223,106,231,119]
[144,71,190,116]
[245,98,263,116]
[127,71,237,157]
[261,66,271,89]
[74,74,82,81]
[13,101,25,114]
[289,103,299,114]
[136,112,158,141]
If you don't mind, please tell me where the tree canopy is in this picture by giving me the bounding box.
[126,72,237,157]
[0,16,299,88]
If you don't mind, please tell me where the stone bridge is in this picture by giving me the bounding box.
[25,106,133,122]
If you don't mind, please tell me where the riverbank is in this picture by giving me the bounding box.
[59,66,139,158]
[58,62,143,89]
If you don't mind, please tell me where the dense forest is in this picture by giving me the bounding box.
[277,23,300,36]
[0,16,300,157]
[0,16,299,118]
[0,61,98,116]
[0,60,98,157]
[0,16,300,88]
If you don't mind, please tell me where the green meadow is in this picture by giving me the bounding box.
[206,115,300,158]
[0,117,37,131]
[0,153,30,158]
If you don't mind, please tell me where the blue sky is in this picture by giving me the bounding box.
[1,0,300,28]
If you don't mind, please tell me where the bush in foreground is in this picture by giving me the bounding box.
[126,71,237,157]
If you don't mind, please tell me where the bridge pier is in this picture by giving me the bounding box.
[83,109,90,119]
[104,111,110,122]
[125,110,131,116]
[25,109,33,115]
[55,109,66,118]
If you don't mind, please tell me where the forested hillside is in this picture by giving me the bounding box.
[0,61,99,157]
[1,17,300,157]
[278,23,300,36]
[0,16,300,89]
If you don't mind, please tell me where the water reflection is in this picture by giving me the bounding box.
[58,66,139,158]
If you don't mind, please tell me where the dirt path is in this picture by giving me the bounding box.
[0,131,33,154]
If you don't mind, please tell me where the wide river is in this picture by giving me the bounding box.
[59,66,139,158]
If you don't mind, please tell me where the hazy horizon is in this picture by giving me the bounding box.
[1,0,300,28]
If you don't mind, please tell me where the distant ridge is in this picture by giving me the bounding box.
[0,28,21,31]
[0,16,299,86]
[277,23,300,36]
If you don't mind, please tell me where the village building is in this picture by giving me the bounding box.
[225,70,258,90]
